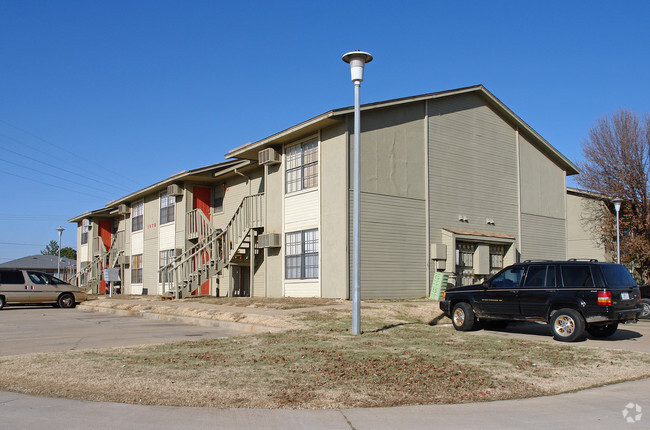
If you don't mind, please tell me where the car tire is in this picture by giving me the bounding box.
[0,295,5,310]
[550,308,585,342]
[58,293,76,309]
[451,302,477,331]
[587,322,619,338]
[641,299,650,319]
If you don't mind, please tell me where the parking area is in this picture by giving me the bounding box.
[0,306,244,356]
[471,319,650,354]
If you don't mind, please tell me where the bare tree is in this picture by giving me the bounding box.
[577,109,650,281]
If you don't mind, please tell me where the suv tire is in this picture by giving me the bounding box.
[0,295,5,310]
[451,302,477,331]
[586,322,618,338]
[550,308,585,342]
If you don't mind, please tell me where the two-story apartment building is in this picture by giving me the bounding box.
[70,85,579,299]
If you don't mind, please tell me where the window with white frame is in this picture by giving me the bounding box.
[132,201,144,232]
[490,245,506,274]
[81,219,90,245]
[285,229,319,279]
[131,254,142,283]
[285,138,318,193]
[160,192,175,224]
[159,249,175,283]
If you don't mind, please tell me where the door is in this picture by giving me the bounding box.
[98,219,112,252]
[26,271,60,303]
[519,265,557,318]
[477,266,523,318]
[193,186,211,220]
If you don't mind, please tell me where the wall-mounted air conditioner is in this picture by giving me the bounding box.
[167,184,183,196]
[117,255,130,265]
[258,148,281,165]
[258,233,281,248]
[117,204,130,215]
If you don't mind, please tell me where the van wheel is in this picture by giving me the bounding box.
[550,308,585,342]
[641,299,650,319]
[58,293,76,309]
[587,323,618,338]
[0,295,5,310]
[451,302,477,331]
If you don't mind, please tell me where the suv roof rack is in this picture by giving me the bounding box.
[568,258,599,262]
[522,259,553,263]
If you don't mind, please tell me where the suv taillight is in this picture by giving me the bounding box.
[598,290,612,306]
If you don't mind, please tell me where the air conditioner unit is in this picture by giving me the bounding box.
[258,233,281,248]
[117,204,130,215]
[167,184,183,196]
[258,148,281,165]
[117,255,130,265]
[174,248,183,257]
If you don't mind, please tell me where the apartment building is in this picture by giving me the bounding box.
[70,85,579,299]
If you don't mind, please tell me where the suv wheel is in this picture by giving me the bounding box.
[550,308,585,342]
[587,323,618,338]
[451,302,477,331]
[0,295,5,310]
[641,299,650,319]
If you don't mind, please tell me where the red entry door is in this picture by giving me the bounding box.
[193,186,211,220]
[192,186,211,295]
[98,219,112,251]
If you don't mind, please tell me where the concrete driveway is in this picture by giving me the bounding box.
[0,306,243,356]
[469,319,650,354]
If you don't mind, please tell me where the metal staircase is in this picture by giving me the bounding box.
[69,231,125,292]
[161,193,265,298]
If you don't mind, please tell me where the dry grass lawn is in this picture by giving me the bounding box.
[1,299,649,409]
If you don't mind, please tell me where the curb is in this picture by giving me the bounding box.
[77,304,284,334]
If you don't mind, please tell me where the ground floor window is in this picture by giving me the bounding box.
[455,241,476,286]
[490,245,506,274]
[285,229,318,279]
[159,249,175,282]
[131,254,142,283]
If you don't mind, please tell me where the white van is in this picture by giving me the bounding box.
[0,269,87,309]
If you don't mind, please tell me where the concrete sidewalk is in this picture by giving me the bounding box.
[1,378,648,429]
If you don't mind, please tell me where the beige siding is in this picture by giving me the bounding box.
[427,94,520,273]
[159,223,175,250]
[521,213,566,260]
[285,190,319,232]
[143,195,159,294]
[349,192,427,299]
[320,122,349,299]
[265,162,283,298]
[566,193,609,261]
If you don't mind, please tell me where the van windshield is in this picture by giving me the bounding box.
[600,265,636,287]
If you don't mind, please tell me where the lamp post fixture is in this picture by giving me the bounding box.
[611,198,623,264]
[56,227,65,278]
[342,50,373,335]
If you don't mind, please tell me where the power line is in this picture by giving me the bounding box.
[0,157,120,198]
[0,241,45,246]
[0,136,133,193]
[0,119,142,186]
[0,169,110,200]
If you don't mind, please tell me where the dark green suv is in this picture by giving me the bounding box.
[440,260,642,342]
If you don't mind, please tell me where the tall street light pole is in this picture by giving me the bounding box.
[611,198,623,264]
[342,50,373,335]
[56,227,65,278]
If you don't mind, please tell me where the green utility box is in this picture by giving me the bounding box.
[429,272,449,301]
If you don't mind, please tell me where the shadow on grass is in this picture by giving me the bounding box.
[370,322,419,333]
[428,313,449,326]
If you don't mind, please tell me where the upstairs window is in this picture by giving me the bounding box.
[213,185,225,214]
[132,201,144,232]
[160,192,175,224]
[81,219,90,245]
[286,138,318,193]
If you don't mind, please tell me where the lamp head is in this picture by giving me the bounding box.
[342,51,373,82]
[611,197,623,212]
[56,227,65,234]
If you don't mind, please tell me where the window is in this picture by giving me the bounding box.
[160,192,175,224]
[132,201,144,232]
[159,249,175,283]
[131,254,143,283]
[81,219,90,245]
[285,138,318,193]
[213,185,225,213]
[600,265,635,287]
[523,265,556,287]
[285,229,319,279]
[0,270,24,284]
[489,245,505,274]
[561,265,593,287]
[489,267,523,288]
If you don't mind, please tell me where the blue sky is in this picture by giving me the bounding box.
[0,0,648,262]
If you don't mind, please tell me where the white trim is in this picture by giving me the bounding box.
[424,100,430,295]
[516,128,523,261]
[317,128,322,298]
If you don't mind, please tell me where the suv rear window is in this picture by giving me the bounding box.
[0,270,25,284]
[561,265,594,287]
[600,265,636,287]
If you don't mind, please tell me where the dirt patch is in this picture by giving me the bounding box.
[1,300,648,409]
